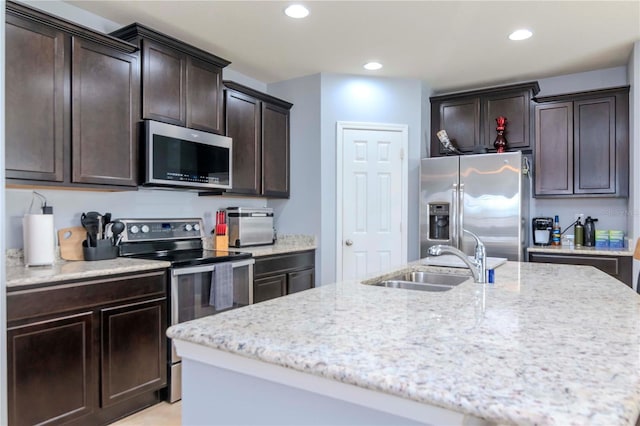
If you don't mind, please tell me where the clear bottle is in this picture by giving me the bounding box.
[552,215,561,246]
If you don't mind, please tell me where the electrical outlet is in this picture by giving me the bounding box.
[574,213,585,223]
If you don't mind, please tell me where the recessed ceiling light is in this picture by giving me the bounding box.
[363,62,383,71]
[509,29,532,41]
[285,4,309,19]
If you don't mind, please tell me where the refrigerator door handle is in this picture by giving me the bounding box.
[451,183,458,248]
[459,183,465,248]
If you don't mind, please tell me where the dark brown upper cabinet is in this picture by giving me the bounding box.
[111,23,230,135]
[222,81,293,198]
[430,82,540,156]
[5,1,139,189]
[534,87,629,198]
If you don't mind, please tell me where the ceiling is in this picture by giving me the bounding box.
[66,1,640,94]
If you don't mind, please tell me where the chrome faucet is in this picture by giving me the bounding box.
[427,229,487,283]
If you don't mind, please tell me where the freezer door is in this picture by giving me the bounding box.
[420,156,460,258]
[459,152,524,260]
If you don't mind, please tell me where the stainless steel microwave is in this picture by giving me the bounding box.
[143,120,232,190]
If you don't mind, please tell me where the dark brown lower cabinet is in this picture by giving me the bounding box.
[7,312,94,426]
[254,274,287,303]
[528,252,632,288]
[101,299,166,408]
[7,270,167,426]
[288,268,315,294]
[254,250,316,303]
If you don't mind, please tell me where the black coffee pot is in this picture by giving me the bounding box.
[584,216,598,247]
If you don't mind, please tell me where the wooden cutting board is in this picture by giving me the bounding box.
[58,227,86,261]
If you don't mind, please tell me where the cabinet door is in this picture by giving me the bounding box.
[483,91,531,150]
[288,268,315,294]
[262,102,290,198]
[574,97,616,195]
[254,274,287,303]
[437,98,480,154]
[534,102,573,196]
[186,57,224,134]
[225,89,261,195]
[71,38,139,186]
[8,312,95,426]
[142,39,186,126]
[101,298,167,407]
[5,14,66,182]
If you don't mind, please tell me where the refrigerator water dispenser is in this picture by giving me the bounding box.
[428,203,450,240]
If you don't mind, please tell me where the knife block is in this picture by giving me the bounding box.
[213,234,228,251]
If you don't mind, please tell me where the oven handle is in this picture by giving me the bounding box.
[170,258,255,277]
[171,264,216,277]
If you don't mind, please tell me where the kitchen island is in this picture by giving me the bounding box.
[167,261,640,425]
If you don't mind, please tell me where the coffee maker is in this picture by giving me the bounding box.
[532,217,553,246]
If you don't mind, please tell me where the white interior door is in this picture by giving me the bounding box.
[337,122,408,281]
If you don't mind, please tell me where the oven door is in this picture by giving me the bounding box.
[169,259,254,361]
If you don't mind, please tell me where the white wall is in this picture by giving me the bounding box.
[319,73,422,284]
[530,66,630,236]
[267,74,322,278]
[24,0,120,32]
[628,41,640,291]
[5,189,266,249]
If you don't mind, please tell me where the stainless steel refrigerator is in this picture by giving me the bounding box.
[420,151,530,261]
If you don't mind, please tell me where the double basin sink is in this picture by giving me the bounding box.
[370,271,469,292]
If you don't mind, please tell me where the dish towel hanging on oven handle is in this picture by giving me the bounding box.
[209,262,234,310]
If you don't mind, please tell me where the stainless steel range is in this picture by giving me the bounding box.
[117,218,254,403]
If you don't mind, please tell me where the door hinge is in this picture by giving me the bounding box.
[400,148,404,160]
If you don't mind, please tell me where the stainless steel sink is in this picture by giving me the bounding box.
[388,271,469,286]
[369,271,469,292]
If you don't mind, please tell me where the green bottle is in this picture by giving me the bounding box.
[575,219,584,247]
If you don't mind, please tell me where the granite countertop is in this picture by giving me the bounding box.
[168,261,640,425]
[527,245,634,256]
[6,256,171,289]
[206,234,316,257]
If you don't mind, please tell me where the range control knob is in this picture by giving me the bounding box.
[130,225,140,234]
[141,225,150,233]
[193,224,200,231]
[184,224,193,232]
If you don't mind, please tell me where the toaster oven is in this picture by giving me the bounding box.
[227,207,275,247]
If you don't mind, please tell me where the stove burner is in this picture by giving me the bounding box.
[116,218,252,267]
[130,249,251,268]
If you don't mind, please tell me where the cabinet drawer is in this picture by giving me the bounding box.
[254,250,315,277]
[8,270,166,322]
[528,253,632,287]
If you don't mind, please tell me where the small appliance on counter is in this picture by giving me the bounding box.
[227,207,275,247]
[532,217,553,246]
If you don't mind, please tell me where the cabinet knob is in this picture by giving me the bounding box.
[345,239,353,246]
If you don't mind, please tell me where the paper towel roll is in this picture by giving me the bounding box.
[23,214,55,266]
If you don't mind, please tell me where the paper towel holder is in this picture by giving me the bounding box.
[23,191,55,267]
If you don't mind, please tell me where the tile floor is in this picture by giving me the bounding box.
[110,401,181,426]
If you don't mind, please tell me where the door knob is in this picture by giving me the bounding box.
[345,239,353,246]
